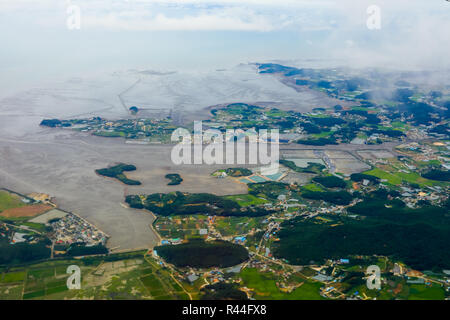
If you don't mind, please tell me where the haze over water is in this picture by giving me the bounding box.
[1,0,449,98]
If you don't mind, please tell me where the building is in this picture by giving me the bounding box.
[28,192,52,204]
[11,232,27,244]
[187,274,199,283]
[234,236,246,244]
[392,263,404,276]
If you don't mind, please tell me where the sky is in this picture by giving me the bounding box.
[0,0,449,96]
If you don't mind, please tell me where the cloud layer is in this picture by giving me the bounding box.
[0,0,449,78]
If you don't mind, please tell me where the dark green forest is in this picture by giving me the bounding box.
[165,173,183,185]
[0,241,50,265]
[273,189,450,270]
[155,240,249,268]
[126,192,273,217]
[201,283,248,300]
[95,163,141,185]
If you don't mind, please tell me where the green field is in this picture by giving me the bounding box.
[407,284,445,300]
[141,274,166,297]
[21,222,47,233]
[265,109,289,118]
[240,268,324,300]
[311,131,333,139]
[302,183,325,192]
[417,160,441,168]
[0,251,190,300]
[1,271,26,283]
[0,191,25,212]
[364,167,436,187]
[23,289,46,300]
[224,194,269,207]
[28,268,55,279]
[93,131,125,137]
[364,168,402,185]
[391,121,410,131]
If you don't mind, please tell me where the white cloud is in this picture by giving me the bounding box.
[1,0,449,69]
[82,7,276,31]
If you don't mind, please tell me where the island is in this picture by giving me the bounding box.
[165,173,183,186]
[95,163,142,185]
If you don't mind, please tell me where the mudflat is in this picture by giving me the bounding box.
[0,128,250,250]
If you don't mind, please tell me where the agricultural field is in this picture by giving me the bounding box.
[364,166,437,187]
[155,212,265,241]
[311,131,333,139]
[224,194,269,207]
[345,279,446,300]
[0,251,191,300]
[0,191,26,212]
[155,215,210,240]
[215,216,265,237]
[301,183,325,192]
[407,284,445,300]
[0,190,52,218]
[390,121,410,131]
[82,257,189,300]
[239,268,324,300]
[92,131,125,138]
[0,260,74,300]
[265,109,289,118]
[0,204,53,218]
[1,271,26,283]
[364,168,405,185]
